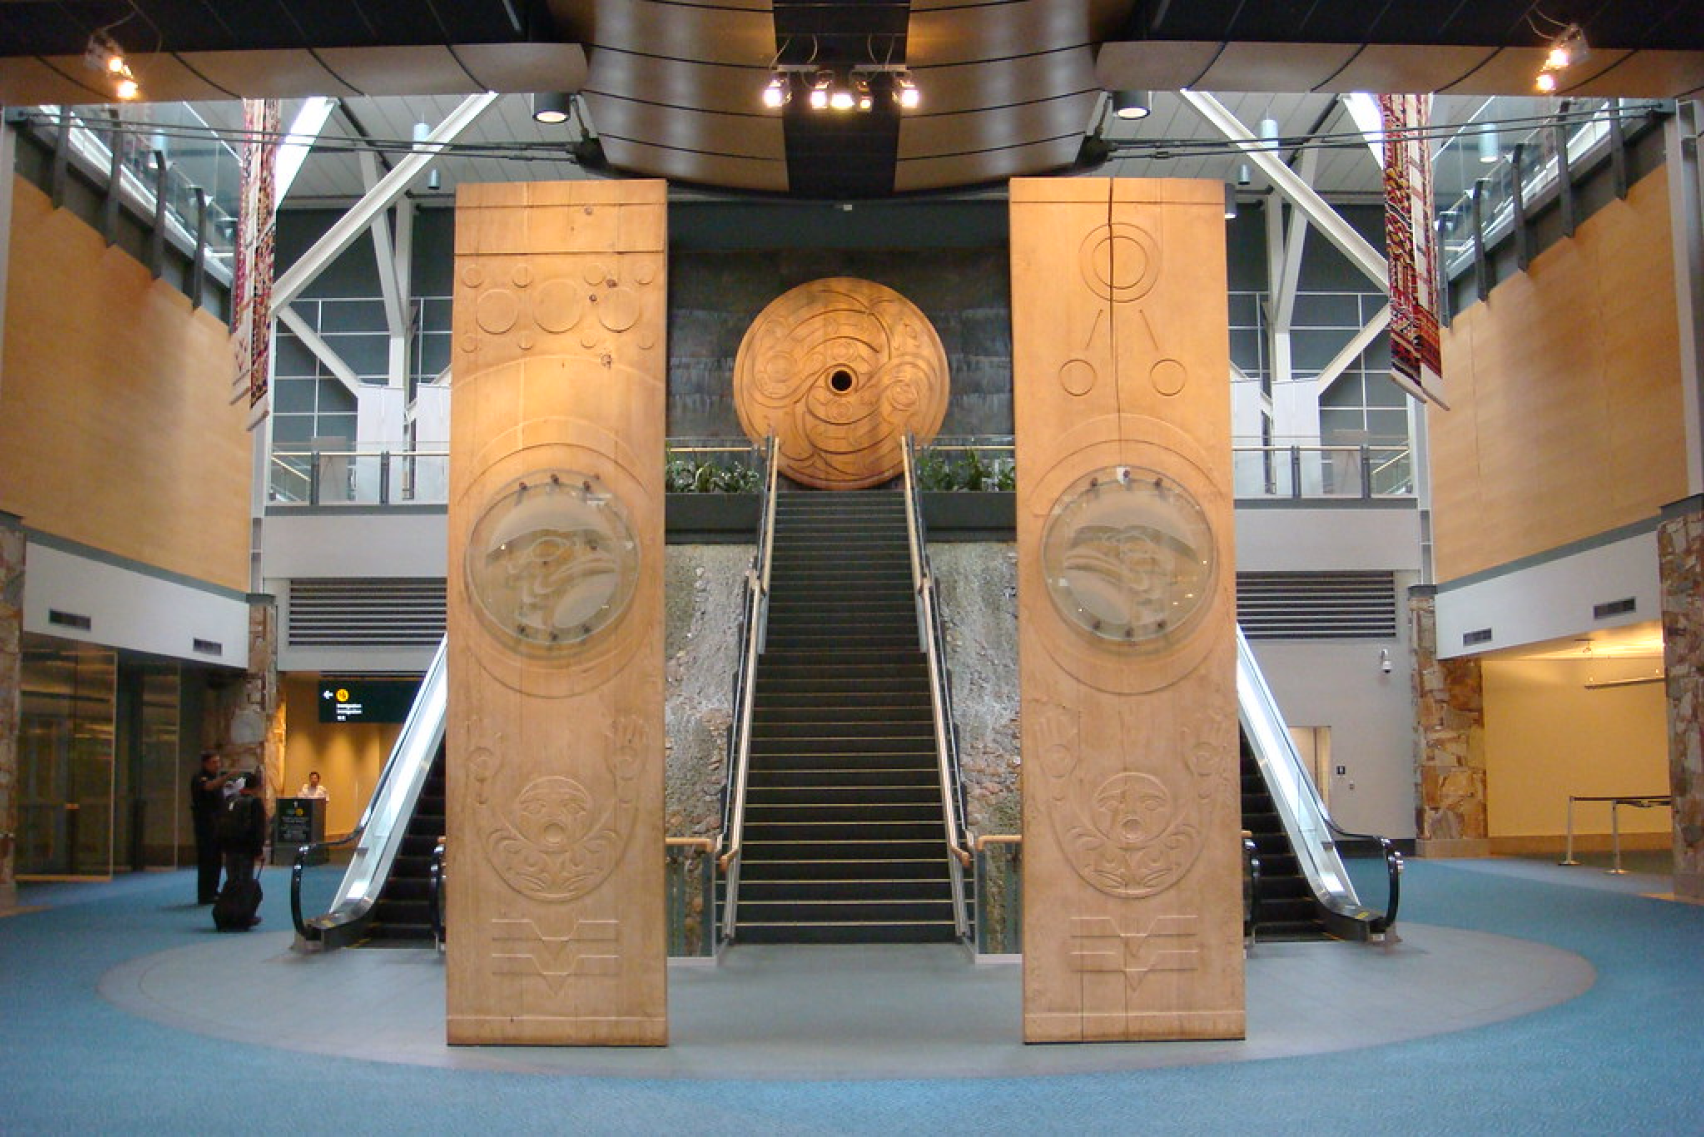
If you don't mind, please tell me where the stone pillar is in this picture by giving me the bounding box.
[0,512,23,912]
[1409,587,1490,857]
[1659,498,1704,899]
[204,596,283,801]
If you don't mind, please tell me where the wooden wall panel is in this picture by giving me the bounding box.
[446,180,667,1046]
[1011,178,1243,1043]
[0,179,250,591]
[1431,171,1688,582]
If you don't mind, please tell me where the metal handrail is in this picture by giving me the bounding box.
[903,435,972,940]
[716,436,778,943]
[428,838,446,949]
[1323,819,1402,932]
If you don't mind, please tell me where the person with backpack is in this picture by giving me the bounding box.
[213,772,268,930]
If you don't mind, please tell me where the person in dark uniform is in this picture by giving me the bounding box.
[190,751,233,904]
[217,772,269,928]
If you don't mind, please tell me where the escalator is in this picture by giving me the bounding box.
[1237,627,1401,942]
[291,638,446,950]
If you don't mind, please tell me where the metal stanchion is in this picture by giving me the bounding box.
[1608,799,1626,875]
[1559,796,1580,865]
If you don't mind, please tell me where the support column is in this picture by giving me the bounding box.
[446,181,667,1046]
[1659,498,1704,899]
[0,512,23,912]
[1013,178,1243,1042]
[204,597,283,794]
[1409,588,1489,856]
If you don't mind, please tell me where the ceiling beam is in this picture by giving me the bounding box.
[1181,90,1388,291]
[272,92,497,310]
[275,97,337,203]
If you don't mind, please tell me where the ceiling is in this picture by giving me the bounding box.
[1,1,1700,200]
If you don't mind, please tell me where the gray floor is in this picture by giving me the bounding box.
[99,919,1593,1081]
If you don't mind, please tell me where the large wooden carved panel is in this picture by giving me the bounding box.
[446,181,667,1046]
[1011,179,1243,1043]
[732,277,949,489]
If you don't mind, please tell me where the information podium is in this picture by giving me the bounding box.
[272,797,326,865]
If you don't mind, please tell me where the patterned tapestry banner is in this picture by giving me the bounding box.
[230,98,280,429]
[1378,94,1444,407]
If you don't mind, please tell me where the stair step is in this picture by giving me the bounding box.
[746,784,942,806]
[743,818,944,840]
[734,921,958,945]
[742,838,947,860]
[739,878,951,902]
[748,768,940,788]
[737,857,949,881]
[736,898,955,923]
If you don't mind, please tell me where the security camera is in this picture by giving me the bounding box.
[1379,648,1393,674]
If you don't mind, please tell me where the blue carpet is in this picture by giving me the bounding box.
[1,860,1699,1135]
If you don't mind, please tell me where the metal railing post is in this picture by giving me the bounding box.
[1559,795,1579,865]
[1289,445,1303,499]
[308,451,322,506]
[379,451,391,505]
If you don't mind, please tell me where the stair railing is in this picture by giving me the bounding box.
[716,435,779,944]
[902,434,974,941]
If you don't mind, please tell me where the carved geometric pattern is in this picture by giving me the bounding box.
[1078,222,1160,304]
[733,276,949,490]
[456,255,664,359]
[491,917,621,991]
[1069,914,1200,992]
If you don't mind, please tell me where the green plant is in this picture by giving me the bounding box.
[664,455,763,493]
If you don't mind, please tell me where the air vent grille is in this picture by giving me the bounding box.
[1592,597,1636,620]
[287,578,446,647]
[1236,572,1398,640]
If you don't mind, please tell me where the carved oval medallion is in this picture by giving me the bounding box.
[733,277,949,490]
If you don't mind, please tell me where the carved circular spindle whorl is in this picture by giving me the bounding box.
[732,277,950,490]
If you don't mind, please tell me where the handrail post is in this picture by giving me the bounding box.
[379,450,392,506]
[1608,799,1627,875]
[1289,445,1303,499]
[1559,795,1580,865]
[1358,443,1372,499]
[308,451,322,506]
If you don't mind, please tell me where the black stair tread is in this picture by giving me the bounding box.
[742,839,949,860]
[737,857,949,879]
[747,786,945,805]
[734,922,958,945]
[746,801,944,820]
[739,879,952,900]
[747,769,941,788]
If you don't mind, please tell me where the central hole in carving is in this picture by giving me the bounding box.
[828,369,854,393]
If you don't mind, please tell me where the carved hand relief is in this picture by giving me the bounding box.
[1041,466,1217,650]
[733,277,949,489]
[464,471,639,657]
[471,714,646,901]
[1038,700,1235,898]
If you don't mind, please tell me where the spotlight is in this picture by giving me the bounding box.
[1534,22,1588,94]
[84,30,140,100]
[1236,163,1252,187]
[895,72,921,110]
[809,71,831,110]
[1111,90,1151,120]
[1535,71,1559,93]
[855,77,873,113]
[531,92,572,125]
[1224,183,1238,220]
[762,74,789,109]
[829,74,855,112]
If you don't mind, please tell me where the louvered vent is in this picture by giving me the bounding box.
[287,578,446,646]
[1237,572,1398,640]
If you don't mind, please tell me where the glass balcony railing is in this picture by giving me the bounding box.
[270,437,1414,507]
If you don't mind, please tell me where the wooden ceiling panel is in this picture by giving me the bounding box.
[913,49,1099,117]
[1095,41,1225,91]
[597,136,788,194]
[899,93,1100,161]
[1554,51,1704,99]
[449,44,590,95]
[1195,43,1364,93]
[895,135,1082,194]
[1322,44,1501,94]
[589,99,784,163]
[549,0,774,67]
[587,53,767,118]
[906,0,1102,68]
[170,51,364,99]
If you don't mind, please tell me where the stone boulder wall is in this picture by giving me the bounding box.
[931,543,1021,836]
[664,545,750,837]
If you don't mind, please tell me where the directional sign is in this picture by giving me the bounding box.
[318,678,419,723]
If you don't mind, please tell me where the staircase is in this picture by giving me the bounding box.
[734,490,959,944]
[1241,739,1328,940]
[357,742,446,946]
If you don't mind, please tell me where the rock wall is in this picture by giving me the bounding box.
[664,545,750,837]
[931,543,1021,836]
[1659,504,1704,899]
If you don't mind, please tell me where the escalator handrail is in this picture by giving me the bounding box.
[291,637,448,943]
[1323,817,1403,932]
[290,831,366,938]
[428,838,446,948]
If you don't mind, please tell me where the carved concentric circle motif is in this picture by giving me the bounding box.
[1078,222,1161,303]
[1041,465,1217,649]
[464,470,639,656]
[733,277,949,490]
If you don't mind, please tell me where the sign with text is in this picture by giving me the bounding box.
[318,678,418,724]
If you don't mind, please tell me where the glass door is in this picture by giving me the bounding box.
[17,636,117,877]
